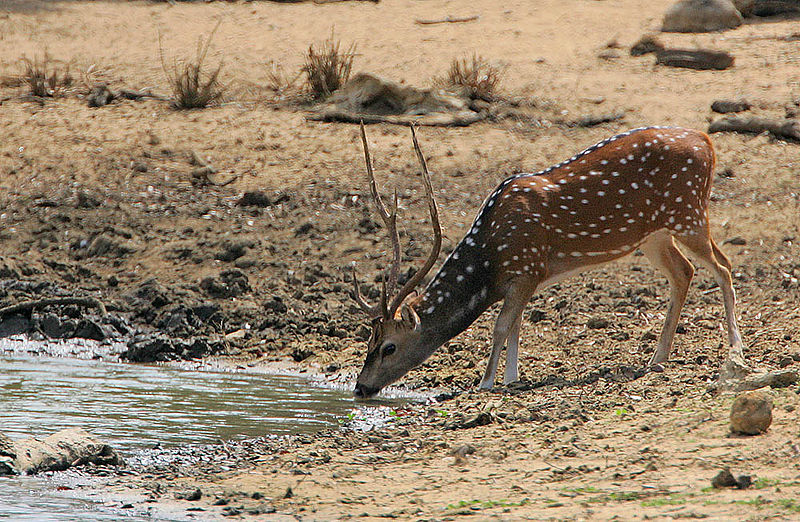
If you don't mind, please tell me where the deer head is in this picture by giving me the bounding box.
[351,123,441,398]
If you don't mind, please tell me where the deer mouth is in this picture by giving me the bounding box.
[353,382,380,398]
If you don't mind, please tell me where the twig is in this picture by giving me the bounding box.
[415,15,479,25]
[708,116,800,141]
[0,297,107,317]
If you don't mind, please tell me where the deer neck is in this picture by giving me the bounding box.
[413,247,497,354]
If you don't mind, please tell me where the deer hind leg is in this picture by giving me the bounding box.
[480,284,529,390]
[674,231,748,377]
[640,231,694,366]
[503,314,523,385]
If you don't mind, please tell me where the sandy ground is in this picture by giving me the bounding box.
[2,0,800,519]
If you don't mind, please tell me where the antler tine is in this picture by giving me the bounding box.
[359,122,401,296]
[351,264,380,316]
[389,125,442,316]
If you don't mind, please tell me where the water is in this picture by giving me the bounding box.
[0,349,365,520]
[0,355,357,449]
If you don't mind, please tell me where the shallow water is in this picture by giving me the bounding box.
[0,349,362,520]
[0,354,357,449]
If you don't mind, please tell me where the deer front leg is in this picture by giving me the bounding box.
[480,285,529,390]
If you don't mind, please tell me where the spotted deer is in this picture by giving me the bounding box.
[351,124,747,398]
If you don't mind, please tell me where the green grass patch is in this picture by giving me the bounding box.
[562,486,602,495]
[445,499,527,511]
[641,495,689,507]
[583,491,644,504]
[777,499,800,513]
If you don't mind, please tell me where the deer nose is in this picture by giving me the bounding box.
[353,383,378,398]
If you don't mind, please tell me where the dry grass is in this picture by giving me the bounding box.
[434,54,502,102]
[302,33,355,99]
[265,60,301,94]
[16,53,73,97]
[160,22,226,109]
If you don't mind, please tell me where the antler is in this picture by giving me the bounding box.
[360,122,402,296]
[350,123,441,321]
[350,122,402,319]
[388,125,441,317]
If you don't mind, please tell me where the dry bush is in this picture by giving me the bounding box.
[160,22,226,109]
[265,60,301,94]
[302,34,355,99]
[18,53,73,97]
[435,54,502,102]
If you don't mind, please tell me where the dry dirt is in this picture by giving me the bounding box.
[2,0,800,520]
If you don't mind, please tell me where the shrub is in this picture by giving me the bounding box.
[160,22,226,109]
[302,33,355,99]
[435,54,502,102]
[19,53,73,97]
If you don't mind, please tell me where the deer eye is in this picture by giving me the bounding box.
[382,343,396,357]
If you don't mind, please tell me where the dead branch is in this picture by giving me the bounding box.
[0,297,107,317]
[568,112,625,128]
[415,15,479,25]
[708,116,800,141]
[308,109,486,127]
[711,99,751,114]
[655,49,734,70]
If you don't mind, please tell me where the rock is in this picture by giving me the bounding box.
[10,428,124,474]
[630,35,664,56]
[233,257,258,270]
[200,269,251,299]
[724,236,747,245]
[291,346,315,362]
[121,334,225,362]
[0,433,16,459]
[294,222,315,236]
[37,312,68,338]
[445,412,493,430]
[87,84,115,107]
[587,317,610,329]
[0,257,21,279]
[215,240,254,262]
[236,191,289,208]
[85,235,135,258]
[711,468,738,488]
[0,314,32,338]
[730,389,773,435]
[76,190,101,209]
[711,468,753,488]
[662,0,743,33]
[733,0,754,15]
[180,488,202,501]
[712,99,751,113]
[72,319,112,341]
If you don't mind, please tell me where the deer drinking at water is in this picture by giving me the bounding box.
[351,124,747,398]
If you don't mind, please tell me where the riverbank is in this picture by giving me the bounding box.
[2,0,800,519]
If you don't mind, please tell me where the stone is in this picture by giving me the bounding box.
[87,84,114,107]
[711,468,737,488]
[0,433,16,459]
[730,389,773,435]
[11,428,124,474]
[0,257,21,279]
[662,0,743,33]
[732,0,754,16]
[200,270,251,299]
[0,314,32,338]
[587,316,610,329]
[85,235,135,258]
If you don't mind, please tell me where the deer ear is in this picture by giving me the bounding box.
[400,304,421,332]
